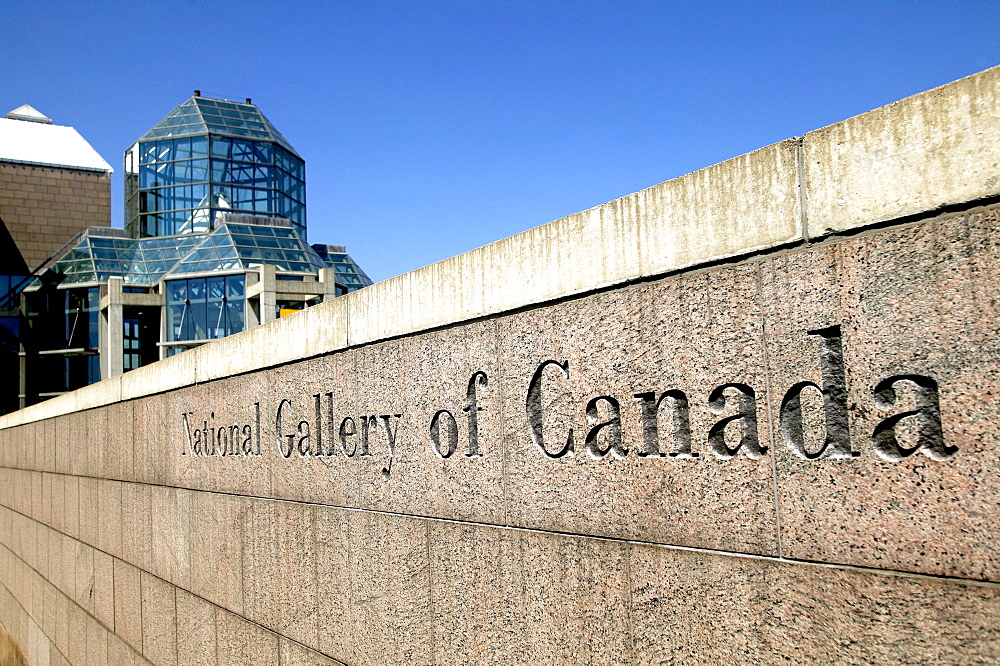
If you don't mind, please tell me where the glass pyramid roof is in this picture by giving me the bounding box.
[43,223,328,286]
[311,244,374,292]
[139,96,299,156]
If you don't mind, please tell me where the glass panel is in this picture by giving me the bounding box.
[253,142,273,164]
[211,136,230,158]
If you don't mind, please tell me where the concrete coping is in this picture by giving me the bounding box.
[2,65,997,427]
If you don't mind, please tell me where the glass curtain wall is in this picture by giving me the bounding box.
[165,275,245,355]
[132,135,305,239]
[23,287,100,395]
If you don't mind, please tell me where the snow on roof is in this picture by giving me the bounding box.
[0,107,113,173]
[6,104,52,123]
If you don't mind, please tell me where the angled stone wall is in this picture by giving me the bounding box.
[0,66,998,664]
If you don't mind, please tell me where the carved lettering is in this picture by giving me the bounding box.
[633,390,696,458]
[379,414,402,478]
[463,371,488,457]
[781,326,859,460]
[296,420,311,456]
[313,394,325,456]
[359,415,375,457]
[339,417,357,457]
[180,405,261,458]
[526,360,574,459]
[430,409,459,458]
[585,396,626,459]
[872,375,953,461]
[707,383,765,460]
[181,412,193,455]
[276,399,294,458]
[177,324,959,471]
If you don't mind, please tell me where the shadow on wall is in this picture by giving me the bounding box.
[0,631,28,666]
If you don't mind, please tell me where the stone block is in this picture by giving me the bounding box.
[189,489,244,614]
[268,356,358,507]
[96,479,122,558]
[356,321,506,523]
[59,534,77,602]
[92,549,114,630]
[113,558,142,651]
[73,541,94,613]
[425,521,526,664]
[201,375,272,497]
[241,497,280,632]
[805,66,1000,238]
[241,499,317,644]
[139,571,176,666]
[158,382,212,492]
[315,507,430,664]
[133,397,168,485]
[77,477,98,547]
[108,630,140,666]
[120,482,152,571]
[762,209,1000,580]
[62,475,79,540]
[150,486,190,588]
[312,505,353,661]
[176,588,216,664]
[628,544,1000,662]
[216,607,279,666]
[275,500,318,647]
[105,401,135,482]
[86,617,108,665]
[66,599,87,665]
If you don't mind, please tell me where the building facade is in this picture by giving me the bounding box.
[0,105,113,270]
[16,94,371,408]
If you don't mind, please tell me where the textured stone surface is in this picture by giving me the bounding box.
[805,66,1000,237]
[175,588,216,664]
[629,544,1000,663]
[92,549,114,629]
[763,209,1000,580]
[315,507,431,665]
[387,319,506,523]
[149,486,190,588]
[268,355,358,507]
[497,264,778,554]
[112,558,142,652]
[188,489,244,614]
[279,638,345,666]
[120,482,152,572]
[217,606,279,665]
[139,571,176,666]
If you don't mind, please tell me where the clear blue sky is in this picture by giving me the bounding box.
[2,1,997,283]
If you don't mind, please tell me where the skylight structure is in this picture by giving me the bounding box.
[124,94,306,239]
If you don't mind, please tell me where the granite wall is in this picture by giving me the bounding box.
[0,67,998,665]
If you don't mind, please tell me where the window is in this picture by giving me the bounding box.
[166,275,245,343]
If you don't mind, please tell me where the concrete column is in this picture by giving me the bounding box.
[244,271,260,328]
[318,267,338,302]
[259,265,277,324]
[101,277,124,378]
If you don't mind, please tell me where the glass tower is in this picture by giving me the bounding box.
[125,94,306,240]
